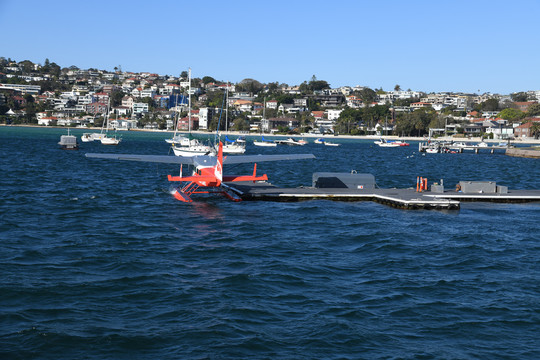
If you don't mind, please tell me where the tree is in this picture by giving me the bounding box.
[49,62,61,77]
[110,90,125,107]
[275,94,295,104]
[236,78,264,94]
[394,84,401,91]
[206,91,227,108]
[394,108,436,136]
[202,76,216,84]
[527,103,540,117]
[18,60,34,73]
[357,88,376,104]
[511,92,528,102]
[530,122,540,139]
[266,82,279,94]
[232,118,250,131]
[309,79,330,91]
[498,108,525,121]
[336,108,363,134]
[480,98,499,111]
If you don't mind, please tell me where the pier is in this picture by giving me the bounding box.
[418,141,510,154]
[226,173,540,210]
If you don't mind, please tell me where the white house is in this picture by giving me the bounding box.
[327,109,343,121]
[132,102,149,114]
[266,100,278,109]
[198,107,214,130]
[141,88,156,98]
[113,106,130,116]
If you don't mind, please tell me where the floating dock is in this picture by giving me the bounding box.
[418,141,509,154]
[226,173,540,210]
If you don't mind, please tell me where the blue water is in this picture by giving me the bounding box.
[1,127,539,359]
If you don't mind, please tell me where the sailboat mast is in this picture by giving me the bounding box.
[188,68,191,133]
[262,98,266,134]
[225,81,229,132]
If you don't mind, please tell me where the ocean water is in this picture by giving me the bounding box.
[1,126,539,359]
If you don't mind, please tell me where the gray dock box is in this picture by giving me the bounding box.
[313,172,375,189]
[459,181,496,193]
[431,184,444,193]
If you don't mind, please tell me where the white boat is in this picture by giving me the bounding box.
[324,141,341,147]
[81,133,94,142]
[314,138,324,144]
[98,99,122,145]
[172,139,214,156]
[478,141,489,148]
[253,141,277,147]
[222,143,246,154]
[375,138,400,147]
[91,133,105,141]
[253,136,277,147]
[275,138,305,146]
[221,135,246,154]
[100,134,122,145]
[165,134,190,145]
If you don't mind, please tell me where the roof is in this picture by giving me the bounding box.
[234,99,252,105]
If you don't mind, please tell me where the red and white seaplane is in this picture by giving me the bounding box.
[86,141,314,202]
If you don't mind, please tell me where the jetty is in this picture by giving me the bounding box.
[226,172,540,210]
[505,148,540,158]
[418,141,509,154]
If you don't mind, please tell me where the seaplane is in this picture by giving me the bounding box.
[86,141,315,202]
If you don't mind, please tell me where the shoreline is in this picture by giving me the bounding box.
[3,124,540,145]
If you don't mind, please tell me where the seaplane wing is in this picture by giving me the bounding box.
[86,143,315,203]
[85,153,315,166]
[222,153,315,164]
[85,153,196,165]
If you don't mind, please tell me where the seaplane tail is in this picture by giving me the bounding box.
[215,141,223,183]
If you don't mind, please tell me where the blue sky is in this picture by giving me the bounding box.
[1,0,539,94]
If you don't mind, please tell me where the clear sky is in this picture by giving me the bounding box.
[1,0,539,94]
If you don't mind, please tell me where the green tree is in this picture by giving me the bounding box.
[309,79,330,91]
[394,84,401,91]
[202,76,216,84]
[206,91,226,108]
[232,118,250,131]
[357,88,377,104]
[336,108,363,134]
[511,92,528,102]
[18,60,34,73]
[480,98,499,111]
[394,108,436,136]
[110,90,125,107]
[498,108,525,121]
[527,103,540,117]
[237,78,264,94]
[275,94,295,104]
[267,82,279,94]
[530,122,540,139]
